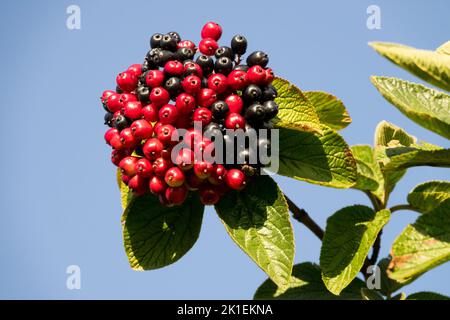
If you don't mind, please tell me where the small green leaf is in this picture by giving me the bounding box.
[374,120,416,148]
[254,263,365,300]
[371,77,450,139]
[276,126,356,189]
[406,291,450,300]
[369,42,450,91]
[123,193,204,270]
[436,41,450,55]
[215,175,294,289]
[408,181,450,213]
[360,288,384,300]
[272,77,322,133]
[320,205,391,295]
[116,168,133,211]
[304,91,352,130]
[388,200,450,283]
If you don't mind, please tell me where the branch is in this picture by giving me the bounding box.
[390,204,418,213]
[284,194,324,240]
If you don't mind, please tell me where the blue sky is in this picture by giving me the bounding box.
[1,0,449,299]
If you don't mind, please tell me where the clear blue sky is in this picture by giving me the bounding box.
[1,0,449,299]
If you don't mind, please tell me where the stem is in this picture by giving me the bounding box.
[390,204,418,213]
[284,194,324,240]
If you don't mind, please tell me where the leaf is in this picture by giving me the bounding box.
[369,42,450,91]
[360,288,384,300]
[122,193,204,270]
[374,120,416,148]
[304,91,352,130]
[320,205,391,295]
[436,41,450,55]
[275,126,357,189]
[380,145,450,171]
[254,263,365,300]
[377,257,404,296]
[408,181,450,213]
[371,76,450,139]
[407,291,450,300]
[272,77,322,133]
[116,168,133,211]
[388,200,450,283]
[215,175,294,289]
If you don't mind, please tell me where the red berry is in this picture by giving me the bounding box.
[110,134,124,150]
[128,175,148,195]
[264,68,274,84]
[135,158,153,177]
[116,71,138,92]
[164,60,184,76]
[193,107,212,126]
[225,94,244,114]
[145,70,165,87]
[104,128,119,145]
[119,156,139,176]
[120,128,138,149]
[158,104,179,125]
[201,22,222,41]
[157,124,178,145]
[227,70,248,90]
[225,169,246,190]
[150,87,170,107]
[194,137,213,155]
[130,119,153,140]
[175,93,196,114]
[119,93,138,108]
[143,138,164,160]
[106,93,122,113]
[165,185,188,205]
[183,129,203,149]
[177,40,196,50]
[207,74,228,94]
[199,38,218,56]
[142,104,158,122]
[175,148,195,171]
[197,88,217,108]
[161,146,173,160]
[208,165,227,185]
[247,65,266,85]
[153,122,164,136]
[185,173,204,190]
[127,64,142,77]
[149,175,167,194]
[111,149,130,166]
[199,185,221,205]
[152,157,171,177]
[225,112,245,129]
[194,161,214,179]
[181,75,202,94]
[121,174,130,185]
[123,101,143,120]
[101,90,115,105]
[165,167,185,187]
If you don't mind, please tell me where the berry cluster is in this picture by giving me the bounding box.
[101,22,278,206]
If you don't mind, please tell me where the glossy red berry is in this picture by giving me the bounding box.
[165,167,185,187]
[193,107,212,126]
[264,68,274,84]
[225,112,245,129]
[145,70,165,88]
[119,156,139,176]
[157,124,178,145]
[199,38,219,56]
[199,185,221,205]
[127,64,142,77]
[104,128,119,145]
[130,119,153,140]
[143,138,164,160]
[123,101,143,120]
[225,169,246,190]
[142,104,158,122]
[177,40,196,50]
[208,165,227,185]
[150,87,170,107]
[149,175,167,194]
[175,93,196,114]
[106,93,122,113]
[181,75,202,94]
[193,161,214,180]
[152,157,171,177]
[158,104,179,125]
[225,94,244,114]
[111,149,130,166]
[247,65,266,85]
[207,73,228,94]
[128,175,148,195]
[201,22,222,41]
[227,70,248,90]
[120,128,138,148]
[110,134,124,150]
[119,93,138,109]
[175,148,195,171]
[197,88,217,108]
[116,71,138,92]
[165,185,188,206]
[183,129,203,149]
[135,158,153,177]
[164,60,184,76]
[101,90,115,105]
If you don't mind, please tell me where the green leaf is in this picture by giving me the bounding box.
[254,263,365,300]
[215,175,294,289]
[369,42,450,91]
[371,77,450,139]
[122,193,204,270]
[380,145,450,171]
[116,168,133,211]
[304,91,352,130]
[276,126,356,189]
[408,181,450,213]
[388,200,450,283]
[436,41,450,55]
[360,288,384,300]
[320,205,391,295]
[374,120,416,148]
[272,77,322,133]
[407,291,450,300]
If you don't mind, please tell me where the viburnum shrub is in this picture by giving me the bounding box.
[101,24,450,300]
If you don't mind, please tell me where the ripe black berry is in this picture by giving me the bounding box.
[176,47,195,61]
[246,51,269,68]
[113,114,129,131]
[261,85,278,101]
[196,55,214,75]
[203,122,222,138]
[150,33,163,48]
[164,77,182,99]
[104,112,114,127]
[210,101,230,119]
[231,35,247,55]
[214,57,233,75]
[160,34,178,51]
[262,100,279,120]
[168,31,181,43]
[245,103,265,122]
[233,64,249,72]
[136,85,150,103]
[215,46,233,59]
[242,84,262,102]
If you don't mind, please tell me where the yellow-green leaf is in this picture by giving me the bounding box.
[436,41,450,55]
[407,291,450,300]
[408,181,450,213]
[304,91,351,130]
[116,168,133,211]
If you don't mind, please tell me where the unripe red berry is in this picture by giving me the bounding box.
[127,63,142,77]
[225,112,245,129]
[123,101,143,120]
[165,185,188,206]
[150,87,170,107]
[101,90,115,105]
[197,88,217,108]
[181,75,202,94]
[247,65,267,85]
[208,164,227,185]
[157,124,178,145]
[121,174,130,185]
[149,175,167,194]
[175,148,195,171]
[110,134,124,150]
[164,60,184,76]
[119,93,138,109]
[119,156,139,176]
[104,128,119,145]
[185,173,204,190]
[130,119,153,140]
[120,128,138,148]
[199,38,219,56]
[207,74,228,94]
[145,70,165,88]
[111,149,130,166]
[227,70,249,90]
[158,104,179,125]
[193,107,212,126]
[194,137,213,155]
[142,104,158,122]
[177,40,196,50]
[128,175,148,195]
[194,161,214,180]
[201,22,222,41]
[183,129,203,149]
[165,167,185,187]
[143,138,164,160]
[199,185,221,205]
[161,146,173,160]
[152,157,171,177]
[153,122,164,136]
[225,94,244,114]
[116,71,138,92]
[135,158,153,177]
[225,169,246,190]
[175,93,196,114]
[106,93,122,113]
[264,68,274,84]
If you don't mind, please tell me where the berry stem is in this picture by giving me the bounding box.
[284,194,324,241]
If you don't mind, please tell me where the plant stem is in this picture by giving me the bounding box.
[284,194,324,240]
[390,204,418,213]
